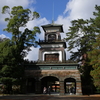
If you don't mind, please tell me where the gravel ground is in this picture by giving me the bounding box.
[0,94,100,100]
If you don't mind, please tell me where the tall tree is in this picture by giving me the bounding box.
[0,39,24,93]
[2,6,40,55]
[88,34,100,88]
[66,19,96,61]
[65,17,96,94]
[0,6,40,93]
[88,5,100,90]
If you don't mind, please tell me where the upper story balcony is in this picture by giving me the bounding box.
[38,39,66,43]
[38,39,66,48]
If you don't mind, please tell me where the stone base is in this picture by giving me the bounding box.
[76,93,82,95]
[60,93,64,95]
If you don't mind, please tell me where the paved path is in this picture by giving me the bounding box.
[0,94,100,100]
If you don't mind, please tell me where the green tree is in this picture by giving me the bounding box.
[66,19,95,61]
[0,39,24,93]
[88,34,100,88]
[0,37,8,42]
[65,16,96,94]
[0,6,40,93]
[88,5,100,91]
[2,6,40,54]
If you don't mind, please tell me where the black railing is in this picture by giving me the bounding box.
[38,39,65,43]
[24,60,78,65]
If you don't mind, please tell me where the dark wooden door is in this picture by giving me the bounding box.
[45,54,59,61]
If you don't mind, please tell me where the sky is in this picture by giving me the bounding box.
[0,0,100,61]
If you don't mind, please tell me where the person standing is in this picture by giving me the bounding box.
[48,86,51,95]
[43,87,47,94]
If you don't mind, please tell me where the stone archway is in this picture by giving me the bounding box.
[64,78,76,94]
[41,76,60,94]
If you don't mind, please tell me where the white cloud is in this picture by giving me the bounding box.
[0,0,35,9]
[24,46,39,61]
[64,0,100,20]
[0,34,9,39]
[24,18,49,61]
[0,0,49,61]
[57,0,100,33]
[0,0,36,29]
[56,0,100,59]
[26,17,49,40]
[1,0,100,61]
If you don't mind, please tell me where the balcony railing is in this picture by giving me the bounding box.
[24,60,78,65]
[37,60,77,64]
[38,39,65,43]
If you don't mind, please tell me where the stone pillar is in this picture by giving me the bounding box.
[35,80,41,94]
[76,80,82,95]
[60,81,64,95]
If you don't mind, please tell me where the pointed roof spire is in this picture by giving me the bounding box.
[52,2,54,24]
[52,20,54,24]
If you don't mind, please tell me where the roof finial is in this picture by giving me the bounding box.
[52,2,54,24]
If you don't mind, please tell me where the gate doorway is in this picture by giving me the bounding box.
[64,78,76,94]
[41,76,60,94]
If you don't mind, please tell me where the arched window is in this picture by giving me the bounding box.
[41,76,60,93]
[64,78,76,94]
[48,34,56,42]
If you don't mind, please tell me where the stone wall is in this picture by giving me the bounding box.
[25,69,82,95]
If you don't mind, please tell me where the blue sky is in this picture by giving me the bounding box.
[0,0,69,39]
[0,0,100,61]
[35,0,69,21]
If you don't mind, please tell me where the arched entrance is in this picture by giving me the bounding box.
[41,76,60,94]
[64,78,76,94]
[26,78,36,93]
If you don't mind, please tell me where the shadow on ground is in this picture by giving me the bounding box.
[0,95,100,100]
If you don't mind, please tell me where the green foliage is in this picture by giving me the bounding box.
[0,5,40,93]
[0,37,24,94]
[87,5,100,88]
[2,5,40,58]
[88,33,100,88]
[65,5,100,93]
[66,19,96,61]
[2,6,10,14]
[0,40,24,89]
[2,6,40,47]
